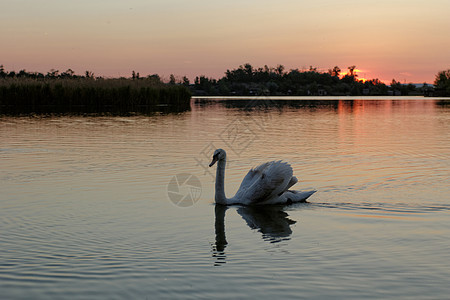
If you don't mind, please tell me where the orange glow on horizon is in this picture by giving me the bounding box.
[337,68,384,83]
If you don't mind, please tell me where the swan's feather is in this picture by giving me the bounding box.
[264,190,316,205]
[233,161,294,205]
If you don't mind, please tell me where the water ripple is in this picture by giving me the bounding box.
[315,201,450,216]
[1,100,449,299]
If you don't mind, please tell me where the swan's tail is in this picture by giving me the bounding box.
[286,190,316,203]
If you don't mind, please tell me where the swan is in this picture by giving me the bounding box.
[209,149,316,205]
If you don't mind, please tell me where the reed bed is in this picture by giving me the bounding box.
[0,78,191,114]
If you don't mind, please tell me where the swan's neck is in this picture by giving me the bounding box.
[215,159,228,205]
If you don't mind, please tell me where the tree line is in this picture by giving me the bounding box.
[188,63,438,96]
[1,64,449,98]
[0,65,165,82]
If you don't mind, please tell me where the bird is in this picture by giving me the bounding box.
[209,149,316,205]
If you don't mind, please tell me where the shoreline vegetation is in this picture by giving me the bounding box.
[1,64,449,115]
[0,67,191,115]
[190,64,450,97]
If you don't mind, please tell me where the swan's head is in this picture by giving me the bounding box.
[209,149,226,167]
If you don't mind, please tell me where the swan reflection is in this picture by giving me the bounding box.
[212,204,300,266]
[212,205,228,266]
[237,205,296,243]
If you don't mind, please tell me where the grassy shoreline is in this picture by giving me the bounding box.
[0,78,192,115]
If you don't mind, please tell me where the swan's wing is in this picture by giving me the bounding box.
[235,161,293,205]
[285,176,298,191]
[235,161,272,191]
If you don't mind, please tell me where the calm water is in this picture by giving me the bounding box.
[1,98,449,299]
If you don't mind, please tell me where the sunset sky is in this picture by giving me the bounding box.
[2,0,449,83]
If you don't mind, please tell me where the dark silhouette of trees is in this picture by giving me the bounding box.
[147,74,161,84]
[191,63,398,96]
[47,69,59,78]
[348,65,356,77]
[389,79,417,96]
[390,79,401,89]
[132,71,141,80]
[169,74,176,85]
[276,64,285,75]
[60,69,75,78]
[338,65,358,85]
[182,76,190,86]
[194,75,217,94]
[434,69,450,96]
[0,65,5,78]
[85,71,95,79]
[0,66,192,114]
[2,63,435,98]
[328,66,341,77]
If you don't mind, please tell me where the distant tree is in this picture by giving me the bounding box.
[363,79,388,95]
[225,64,255,82]
[169,74,176,84]
[17,69,28,78]
[0,64,5,77]
[421,82,433,96]
[33,72,45,79]
[85,70,95,79]
[132,70,136,80]
[341,74,355,84]
[276,64,285,75]
[243,63,254,76]
[348,65,356,77]
[390,79,416,95]
[434,69,450,88]
[182,76,190,86]
[60,69,75,78]
[369,78,382,85]
[331,66,341,77]
[46,69,59,78]
[309,66,317,72]
[194,75,216,93]
[147,74,161,84]
[148,74,159,80]
[434,69,450,95]
[390,79,402,92]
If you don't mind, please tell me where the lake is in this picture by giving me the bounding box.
[1,97,449,299]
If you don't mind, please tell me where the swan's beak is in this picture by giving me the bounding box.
[209,156,218,167]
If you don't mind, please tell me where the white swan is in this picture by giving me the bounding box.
[209,149,316,205]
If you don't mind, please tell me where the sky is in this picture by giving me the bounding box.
[1,0,449,83]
